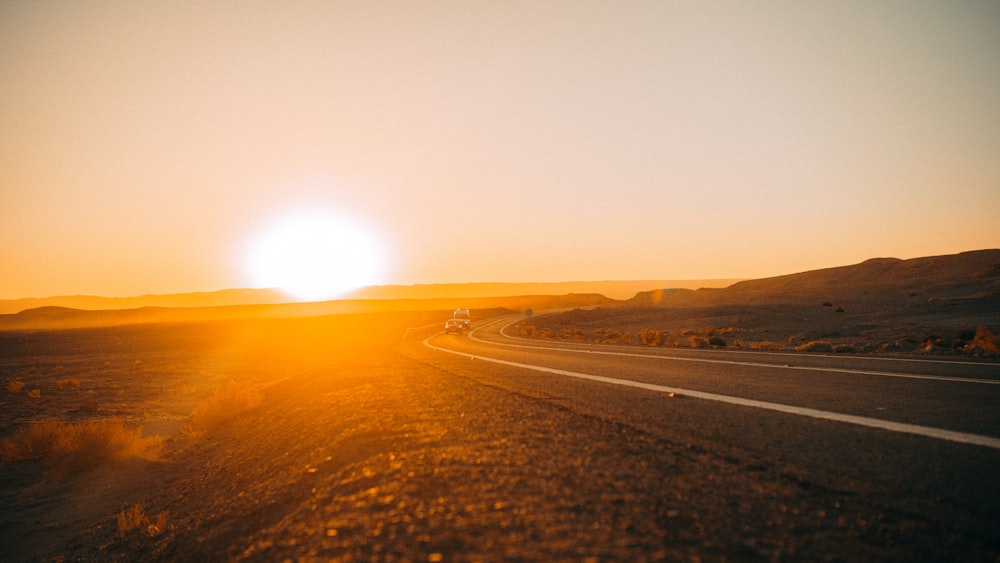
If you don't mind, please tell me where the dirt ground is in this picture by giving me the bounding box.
[0,312,446,561]
[1,308,998,561]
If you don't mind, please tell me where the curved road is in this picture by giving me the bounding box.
[428,314,1000,447]
[412,312,1000,560]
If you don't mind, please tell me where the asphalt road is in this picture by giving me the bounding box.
[411,313,1000,560]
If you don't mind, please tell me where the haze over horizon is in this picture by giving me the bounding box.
[3,2,999,301]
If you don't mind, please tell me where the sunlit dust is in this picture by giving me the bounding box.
[242,209,387,301]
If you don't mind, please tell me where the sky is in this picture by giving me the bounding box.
[2,1,999,300]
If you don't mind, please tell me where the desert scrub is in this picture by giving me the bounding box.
[559,328,588,341]
[969,326,999,353]
[593,328,632,345]
[6,379,25,394]
[0,419,162,468]
[747,341,785,351]
[57,378,81,389]
[118,503,168,537]
[796,341,834,353]
[689,336,710,349]
[639,328,664,346]
[190,381,264,432]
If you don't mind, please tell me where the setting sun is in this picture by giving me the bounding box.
[241,209,387,301]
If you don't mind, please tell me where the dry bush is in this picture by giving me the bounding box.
[26,388,41,399]
[118,503,168,537]
[559,328,588,341]
[796,341,834,353]
[0,419,162,467]
[594,329,631,345]
[970,326,999,353]
[639,328,663,346]
[689,336,710,349]
[833,344,856,354]
[190,381,264,432]
[708,336,727,348]
[117,503,146,536]
[57,378,81,389]
[6,380,25,394]
[520,325,537,337]
[747,341,785,351]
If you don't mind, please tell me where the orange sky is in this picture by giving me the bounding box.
[2,2,999,300]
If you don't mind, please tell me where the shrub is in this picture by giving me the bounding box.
[118,503,168,537]
[833,344,856,353]
[747,341,784,351]
[190,382,264,432]
[6,380,25,394]
[27,388,41,399]
[559,328,588,341]
[689,336,710,349]
[970,326,999,353]
[708,336,727,348]
[796,341,834,353]
[0,419,162,467]
[639,328,662,346]
[57,379,81,389]
[520,325,537,337]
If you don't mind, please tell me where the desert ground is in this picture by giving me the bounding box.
[2,251,998,561]
[0,306,997,561]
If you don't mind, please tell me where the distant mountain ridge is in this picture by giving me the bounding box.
[0,288,289,315]
[0,294,617,331]
[0,279,740,315]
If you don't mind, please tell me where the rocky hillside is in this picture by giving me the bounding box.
[630,249,1000,307]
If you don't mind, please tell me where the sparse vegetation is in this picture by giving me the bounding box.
[795,341,834,353]
[743,341,785,351]
[0,419,162,468]
[969,326,999,353]
[190,381,264,432]
[6,379,25,394]
[689,336,710,349]
[639,328,663,346]
[57,378,81,389]
[117,503,168,537]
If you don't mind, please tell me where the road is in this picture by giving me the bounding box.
[412,313,1000,560]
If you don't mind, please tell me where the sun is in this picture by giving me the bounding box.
[242,209,387,301]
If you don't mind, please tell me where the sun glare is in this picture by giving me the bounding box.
[242,209,387,301]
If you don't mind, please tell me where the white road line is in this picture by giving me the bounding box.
[424,334,1000,450]
[472,319,1000,386]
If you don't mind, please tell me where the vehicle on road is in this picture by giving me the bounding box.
[444,318,467,334]
[452,308,471,330]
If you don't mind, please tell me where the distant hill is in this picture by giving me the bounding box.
[0,294,617,332]
[0,288,288,315]
[343,280,742,302]
[628,249,1000,307]
[0,280,739,315]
